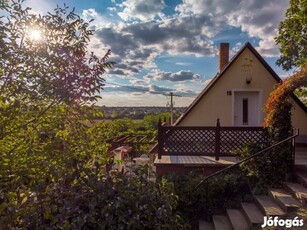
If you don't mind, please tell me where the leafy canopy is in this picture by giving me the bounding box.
[0,0,115,190]
[0,2,187,229]
[276,0,307,71]
[265,0,307,135]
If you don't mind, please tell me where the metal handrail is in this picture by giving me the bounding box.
[195,130,299,189]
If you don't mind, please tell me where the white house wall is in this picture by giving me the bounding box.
[178,48,307,135]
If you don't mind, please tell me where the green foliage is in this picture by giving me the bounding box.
[264,69,307,138]
[0,0,114,193]
[164,170,252,223]
[143,112,170,131]
[233,142,291,194]
[1,170,187,229]
[262,0,307,188]
[0,1,114,106]
[276,0,307,70]
[294,87,307,106]
[0,1,185,229]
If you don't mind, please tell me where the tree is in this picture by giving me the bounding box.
[143,112,170,130]
[265,0,307,134]
[0,0,115,190]
[0,2,186,228]
[262,0,307,182]
[275,0,307,71]
[295,87,307,105]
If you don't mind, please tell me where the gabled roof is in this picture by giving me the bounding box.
[175,42,307,125]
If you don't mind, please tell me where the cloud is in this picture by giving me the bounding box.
[103,83,173,94]
[82,9,112,28]
[129,79,148,85]
[149,84,172,92]
[104,84,148,93]
[176,62,192,66]
[108,63,140,76]
[123,15,217,56]
[118,0,165,21]
[173,84,198,97]
[107,7,117,12]
[81,0,288,93]
[94,11,217,63]
[176,0,289,56]
[23,0,55,14]
[108,69,126,75]
[90,7,220,78]
[144,70,200,82]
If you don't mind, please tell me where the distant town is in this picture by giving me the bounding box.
[98,106,188,120]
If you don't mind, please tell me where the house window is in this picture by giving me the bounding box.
[243,98,248,125]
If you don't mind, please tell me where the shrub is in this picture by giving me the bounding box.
[164,170,252,223]
[1,169,187,229]
[234,141,292,194]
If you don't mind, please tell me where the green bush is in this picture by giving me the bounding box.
[164,170,252,223]
[1,169,187,229]
[234,141,292,194]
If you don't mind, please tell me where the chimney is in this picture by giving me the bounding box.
[219,43,229,72]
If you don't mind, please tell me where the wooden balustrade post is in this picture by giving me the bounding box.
[215,118,221,161]
[158,119,162,159]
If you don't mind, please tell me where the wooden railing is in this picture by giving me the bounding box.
[157,119,269,160]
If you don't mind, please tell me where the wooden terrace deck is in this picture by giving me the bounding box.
[154,146,307,176]
[155,147,307,166]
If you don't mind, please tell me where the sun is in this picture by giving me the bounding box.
[29,29,42,41]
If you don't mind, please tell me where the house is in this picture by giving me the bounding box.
[154,42,307,176]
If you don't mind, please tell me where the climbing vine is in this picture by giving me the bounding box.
[264,68,307,140]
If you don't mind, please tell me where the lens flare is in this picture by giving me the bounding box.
[29,29,42,41]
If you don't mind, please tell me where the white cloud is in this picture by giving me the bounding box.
[144,69,201,82]
[176,62,192,66]
[129,79,148,85]
[22,0,54,14]
[107,7,117,12]
[82,9,113,27]
[118,0,166,21]
[176,0,289,57]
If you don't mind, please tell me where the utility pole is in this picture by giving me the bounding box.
[166,92,181,126]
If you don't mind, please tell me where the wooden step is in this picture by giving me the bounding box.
[226,209,249,230]
[295,167,307,187]
[284,182,307,204]
[199,220,214,230]
[212,215,232,230]
[269,188,302,211]
[241,202,263,227]
[254,195,286,217]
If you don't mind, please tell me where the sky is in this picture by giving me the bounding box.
[22,0,292,107]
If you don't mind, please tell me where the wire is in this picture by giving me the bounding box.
[104,81,196,98]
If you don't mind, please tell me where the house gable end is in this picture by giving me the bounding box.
[175,42,307,126]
